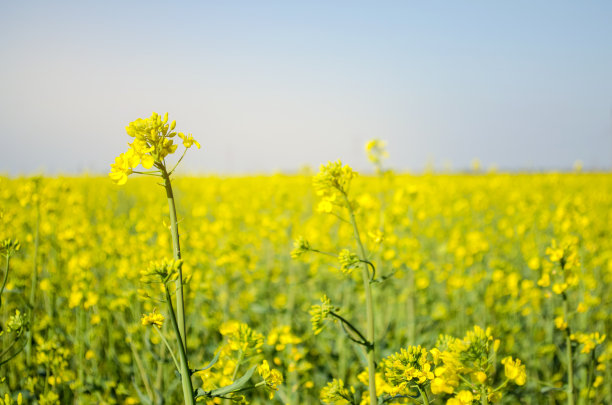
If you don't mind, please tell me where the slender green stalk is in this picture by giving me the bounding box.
[154,326,181,372]
[165,285,195,405]
[417,386,430,405]
[155,343,164,401]
[342,192,377,405]
[562,293,574,405]
[160,166,193,405]
[224,350,245,405]
[26,197,40,366]
[480,385,489,405]
[129,339,156,401]
[161,167,187,348]
[584,351,596,403]
[406,266,416,345]
[329,311,369,347]
[77,307,86,395]
[0,255,9,304]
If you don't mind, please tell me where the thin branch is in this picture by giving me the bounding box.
[329,311,371,349]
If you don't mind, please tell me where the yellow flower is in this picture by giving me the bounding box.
[178,132,201,149]
[309,295,337,335]
[313,160,356,197]
[447,390,476,405]
[570,332,606,354]
[473,371,487,384]
[141,310,164,328]
[365,139,388,165]
[109,148,140,185]
[220,321,264,356]
[501,357,526,385]
[110,112,198,184]
[554,316,568,331]
[320,379,353,404]
[258,360,283,399]
[382,345,434,395]
[430,376,455,395]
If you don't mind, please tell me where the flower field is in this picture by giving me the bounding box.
[1,167,610,404]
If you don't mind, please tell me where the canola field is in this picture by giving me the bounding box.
[0,111,609,405]
[1,169,611,404]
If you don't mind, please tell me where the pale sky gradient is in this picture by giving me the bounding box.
[1,1,611,175]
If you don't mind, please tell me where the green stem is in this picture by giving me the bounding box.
[129,339,156,401]
[232,350,244,381]
[417,386,430,405]
[492,378,509,393]
[77,307,85,393]
[562,293,574,405]
[342,192,377,405]
[585,351,595,403]
[329,311,370,347]
[480,385,489,405]
[224,350,245,405]
[0,255,9,305]
[160,166,187,350]
[154,326,181,372]
[165,285,195,405]
[406,266,416,345]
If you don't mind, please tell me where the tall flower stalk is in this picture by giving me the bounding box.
[110,112,280,404]
[294,160,378,405]
[110,112,200,404]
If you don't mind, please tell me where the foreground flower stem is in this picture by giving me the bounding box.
[161,165,187,348]
[26,195,40,366]
[160,165,194,404]
[342,192,377,405]
[165,284,195,405]
[562,293,574,405]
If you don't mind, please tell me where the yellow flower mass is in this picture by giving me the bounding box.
[2,165,611,403]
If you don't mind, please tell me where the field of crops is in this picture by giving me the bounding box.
[1,165,610,404]
[0,115,608,405]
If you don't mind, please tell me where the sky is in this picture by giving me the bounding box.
[1,1,611,175]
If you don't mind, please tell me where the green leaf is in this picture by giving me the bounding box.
[193,350,221,373]
[540,386,565,394]
[209,365,257,397]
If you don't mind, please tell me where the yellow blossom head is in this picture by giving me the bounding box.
[501,356,526,385]
[141,310,164,328]
[110,112,200,185]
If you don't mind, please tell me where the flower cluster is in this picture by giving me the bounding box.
[309,295,338,335]
[0,239,20,257]
[320,378,354,404]
[109,112,199,185]
[570,332,606,354]
[338,249,360,274]
[220,320,264,357]
[6,310,27,336]
[141,258,183,284]
[313,161,357,212]
[382,345,434,395]
[290,236,311,259]
[365,139,388,168]
[378,326,524,402]
[257,360,284,399]
[141,310,165,328]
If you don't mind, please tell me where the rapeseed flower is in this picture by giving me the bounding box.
[501,356,526,385]
[141,310,165,328]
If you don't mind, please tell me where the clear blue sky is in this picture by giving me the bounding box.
[1,1,611,174]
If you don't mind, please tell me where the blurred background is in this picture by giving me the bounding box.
[1,0,611,175]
